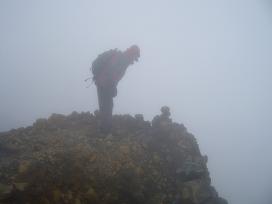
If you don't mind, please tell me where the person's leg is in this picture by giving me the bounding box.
[97,86,103,111]
[104,92,113,133]
[97,86,107,132]
[102,87,113,133]
[97,86,113,134]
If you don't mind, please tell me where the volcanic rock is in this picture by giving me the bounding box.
[0,107,227,204]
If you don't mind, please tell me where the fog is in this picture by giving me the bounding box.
[0,0,272,203]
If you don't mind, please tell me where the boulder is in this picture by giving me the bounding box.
[0,108,227,204]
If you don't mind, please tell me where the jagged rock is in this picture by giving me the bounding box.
[134,114,144,121]
[0,108,227,204]
[161,106,171,118]
[13,182,29,191]
[18,161,31,174]
[0,183,12,200]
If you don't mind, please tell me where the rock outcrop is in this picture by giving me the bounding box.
[0,107,227,204]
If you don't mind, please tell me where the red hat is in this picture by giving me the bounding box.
[126,45,140,61]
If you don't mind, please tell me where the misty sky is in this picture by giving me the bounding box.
[0,1,272,203]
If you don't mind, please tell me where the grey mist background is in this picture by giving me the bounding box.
[0,1,271,204]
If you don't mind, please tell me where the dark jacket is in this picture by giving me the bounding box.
[92,49,130,88]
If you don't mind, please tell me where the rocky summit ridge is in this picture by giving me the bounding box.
[0,107,227,204]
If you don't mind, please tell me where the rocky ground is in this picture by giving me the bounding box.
[0,107,227,204]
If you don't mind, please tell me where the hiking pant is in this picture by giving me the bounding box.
[96,85,117,133]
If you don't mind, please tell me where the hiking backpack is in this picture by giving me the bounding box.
[91,49,117,82]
